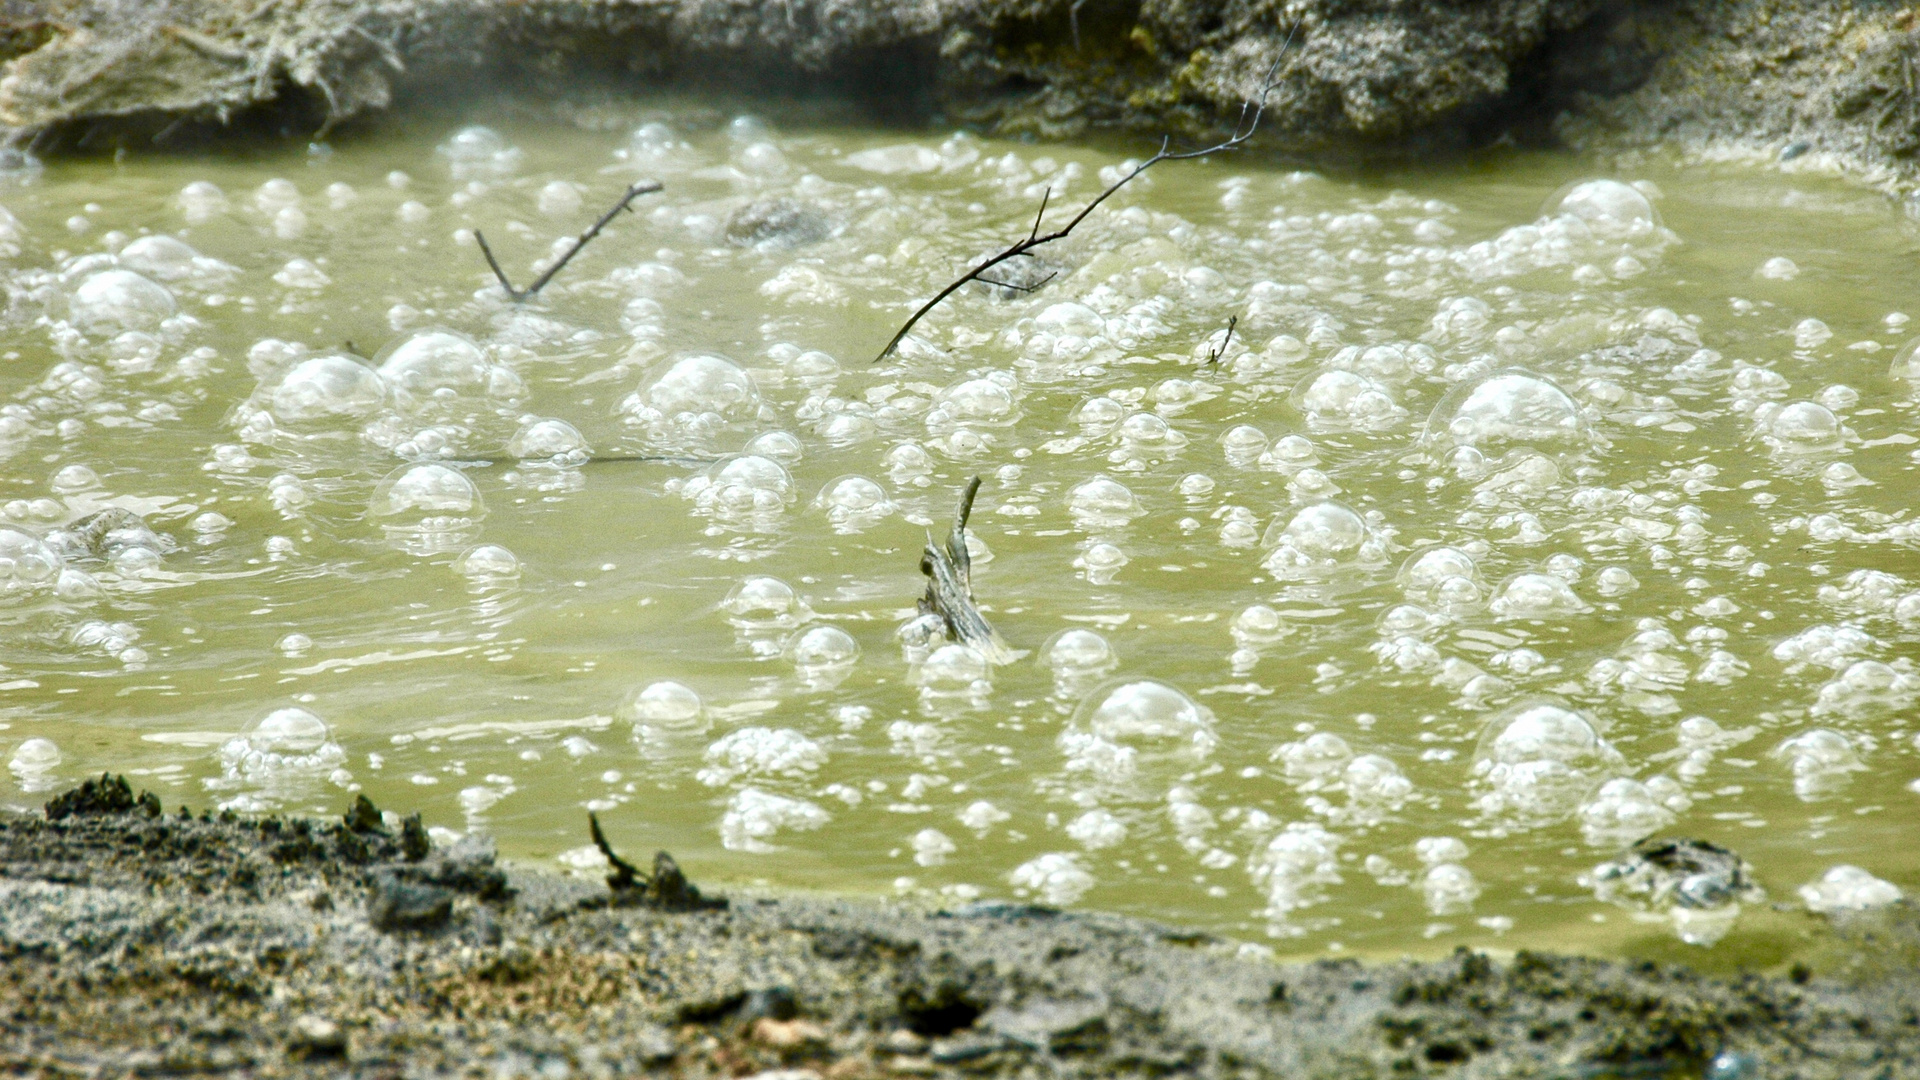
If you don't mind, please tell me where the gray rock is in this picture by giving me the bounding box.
[725,198,834,249]
[367,875,453,931]
[6,0,1918,192]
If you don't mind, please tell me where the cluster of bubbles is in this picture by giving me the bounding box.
[9,110,1920,956]
[208,708,351,812]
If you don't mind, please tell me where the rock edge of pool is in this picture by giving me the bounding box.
[9,0,1920,196]
[4,775,1916,1079]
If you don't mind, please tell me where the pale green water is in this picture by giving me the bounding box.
[0,104,1917,966]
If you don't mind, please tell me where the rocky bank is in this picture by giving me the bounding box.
[3,775,1919,1079]
[3,0,1920,192]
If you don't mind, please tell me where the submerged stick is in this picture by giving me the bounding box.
[477,180,663,301]
[873,26,1296,363]
[918,476,1020,664]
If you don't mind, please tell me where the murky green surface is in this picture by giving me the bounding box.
[0,103,1917,963]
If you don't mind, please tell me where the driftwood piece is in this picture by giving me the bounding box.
[588,812,724,911]
[918,476,1019,664]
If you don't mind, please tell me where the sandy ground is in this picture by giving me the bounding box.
[3,775,1918,1079]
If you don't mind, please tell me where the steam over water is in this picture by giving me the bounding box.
[0,107,1916,960]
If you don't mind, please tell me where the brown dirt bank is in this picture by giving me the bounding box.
[2,0,1920,187]
[2,775,1918,1079]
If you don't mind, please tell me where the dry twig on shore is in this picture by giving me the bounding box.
[873,28,1295,362]
[477,180,662,301]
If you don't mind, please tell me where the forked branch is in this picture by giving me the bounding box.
[873,27,1296,363]
[1204,314,1238,366]
[477,180,663,302]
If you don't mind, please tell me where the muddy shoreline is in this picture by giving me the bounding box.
[1,775,1916,1078]
[4,1,1920,195]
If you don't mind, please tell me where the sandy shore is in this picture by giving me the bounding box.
[2,775,1916,1079]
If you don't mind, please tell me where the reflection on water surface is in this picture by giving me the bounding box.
[0,105,1917,961]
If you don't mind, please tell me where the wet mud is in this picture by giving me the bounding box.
[4,775,1918,1079]
[4,0,1920,190]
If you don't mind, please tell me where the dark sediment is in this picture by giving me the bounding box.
[4,776,1920,1078]
[6,0,1920,192]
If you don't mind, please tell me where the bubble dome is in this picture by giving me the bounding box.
[619,680,707,735]
[1072,679,1218,758]
[1552,179,1659,239]
[269,354,389,427]
[1472,702,1621,821]
[369,463,485,523]
[70,269,176,334]
[1426,371,1588,455]
[506,417,590,461]
[376,329,492,396]
[0,527,64,599]
[621,354,761,444]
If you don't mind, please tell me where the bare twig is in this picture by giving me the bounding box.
[477,180,663,301]
[589,811,644,891]
[873,25,1297,363]
[1204,314,1238,367]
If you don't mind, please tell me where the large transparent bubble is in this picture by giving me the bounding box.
[787,624,860,690]
[1397,544,1484,610]
[1062,679,1218,788]
[1551,179,1659,240]
[1044,628,1118,698]
[507,417,590,464]
[9,737,62,791]
[70,269,176,334]
[1261,501,1384,578]
[1770,728,1866,799]
[1489,571,1591,620]
[619,354,762,447]
[619,679,708,740]
[368,464,485,552]
[0,527,64,600]
[117,235,205,283]
[1425,371,1589,456]
[681,454,794,523]
[1067,475,1144,530]
[814,475,895,533]
[1291,369,1405,430]
[376,330,493,396]
[1471,702,1622,823]
[268,354,389,428]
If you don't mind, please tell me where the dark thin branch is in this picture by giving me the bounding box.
[589,811,645,892]
[477,180,663,302]
[975,272,1058,294]
[873,24,1297,363]
[1204,314,1238,367]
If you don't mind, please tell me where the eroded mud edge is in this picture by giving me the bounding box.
[3,774,1919,1079]
[5,0,1920,196]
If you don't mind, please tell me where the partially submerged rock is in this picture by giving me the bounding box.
[725,197,835,249]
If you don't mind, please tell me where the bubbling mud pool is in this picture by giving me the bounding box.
[0,105,1917,964]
